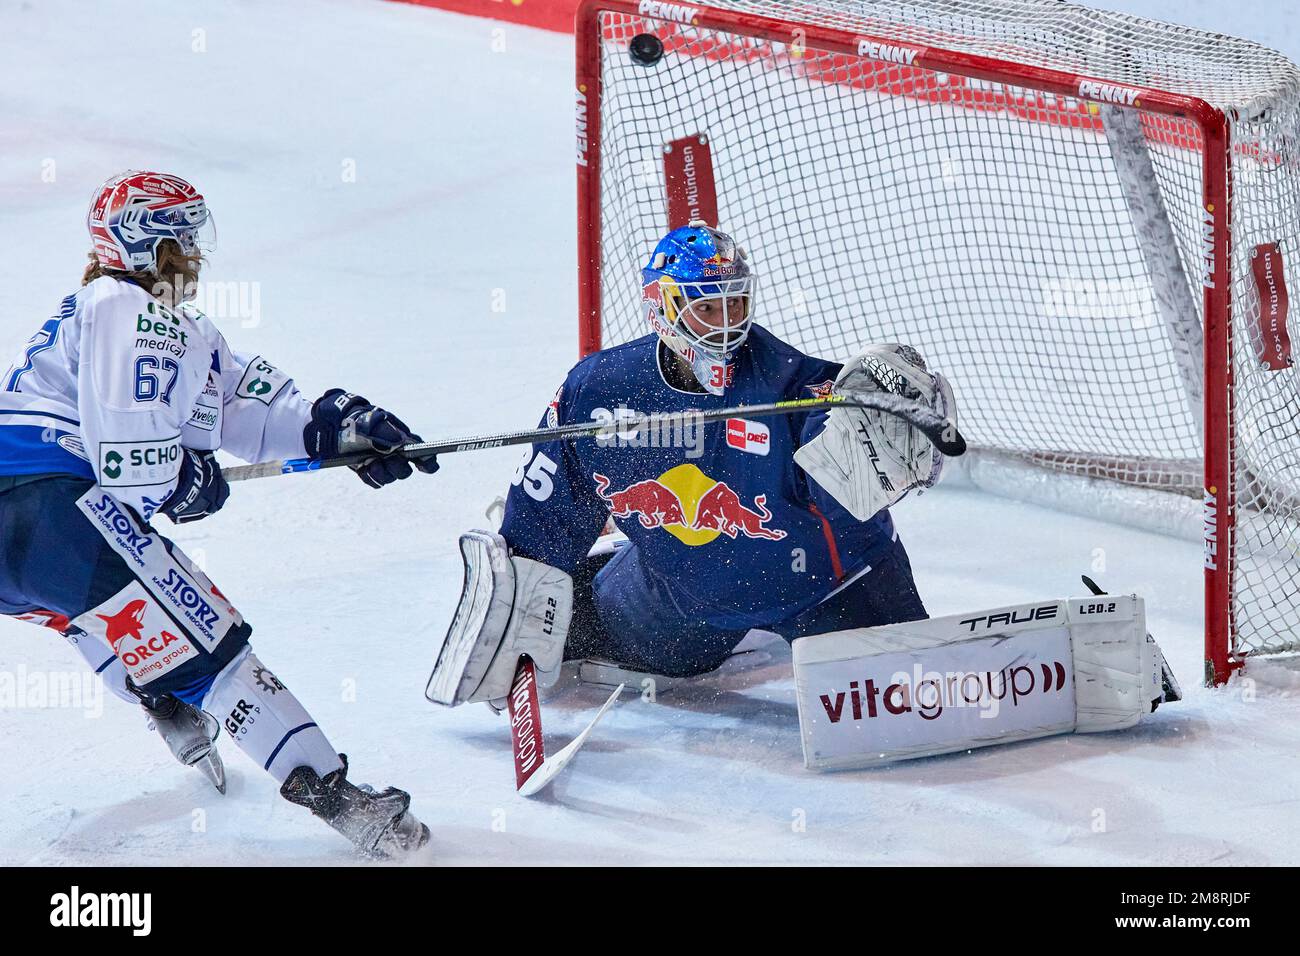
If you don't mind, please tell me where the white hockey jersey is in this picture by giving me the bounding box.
[0,276,313,520]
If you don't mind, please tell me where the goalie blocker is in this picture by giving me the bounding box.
[794,594,1179,771]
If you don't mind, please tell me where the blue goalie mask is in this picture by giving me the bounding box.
[641,220,756,395]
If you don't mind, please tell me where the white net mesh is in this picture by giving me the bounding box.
[586,0,1300,663]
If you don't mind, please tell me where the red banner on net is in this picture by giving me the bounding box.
[392,0,577,32]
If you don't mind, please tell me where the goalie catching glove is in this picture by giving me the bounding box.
[794,344,956,521]
[425,531,572,708]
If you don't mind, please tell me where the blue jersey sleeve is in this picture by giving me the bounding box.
[499,371,610,574]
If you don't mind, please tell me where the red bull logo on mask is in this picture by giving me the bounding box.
[593,463,786,545]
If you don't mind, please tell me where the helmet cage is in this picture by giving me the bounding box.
[655,274,756,361]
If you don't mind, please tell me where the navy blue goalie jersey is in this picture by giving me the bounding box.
[500,326,899,631]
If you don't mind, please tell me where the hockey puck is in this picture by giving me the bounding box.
[629,32,665,67]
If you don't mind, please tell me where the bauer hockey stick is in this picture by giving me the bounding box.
[223,392,967,483]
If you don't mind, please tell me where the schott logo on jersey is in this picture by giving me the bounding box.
[1077,79,1141,106]
[637,0,698,23]
[575,88,589,167]
[855,39,919,64]
[86,494,152,565]
[99,438,181,487]
[958,603,1059,632]
[154,568,222,634]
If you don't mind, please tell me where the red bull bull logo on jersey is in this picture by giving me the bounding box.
[593,463,786,545]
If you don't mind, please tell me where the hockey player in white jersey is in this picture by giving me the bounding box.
[0,171,435,858]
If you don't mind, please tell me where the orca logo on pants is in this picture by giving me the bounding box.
[88,592,196,683]
[98,599,147,645]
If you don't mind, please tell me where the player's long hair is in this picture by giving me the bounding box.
[81,239,202,306]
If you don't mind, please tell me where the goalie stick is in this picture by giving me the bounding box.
[222,392,966,483]
[507,656,624,796]
[1081,575,1183,706]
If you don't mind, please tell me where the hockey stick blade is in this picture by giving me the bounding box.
[1080,574,1182,705]
[517,681,624,798]
[843,390,966,456]
[225,393,965,483]
[507,657,546,791]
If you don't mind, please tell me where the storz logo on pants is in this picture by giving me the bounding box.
[153,568,221,639]
[85,493,152,567]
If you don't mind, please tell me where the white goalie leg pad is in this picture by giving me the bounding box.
[793,595,1168,771]
[795,344,955,521]
[202,646,343,784]
[425,531,572,707]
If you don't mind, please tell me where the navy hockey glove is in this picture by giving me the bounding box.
[305,389,438,489]
[161,449,230,524]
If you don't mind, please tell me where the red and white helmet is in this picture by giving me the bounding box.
[87,171,213,273]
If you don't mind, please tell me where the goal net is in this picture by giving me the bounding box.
[575,0,1300,684]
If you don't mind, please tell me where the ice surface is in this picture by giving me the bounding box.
[0,0,1297,865]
